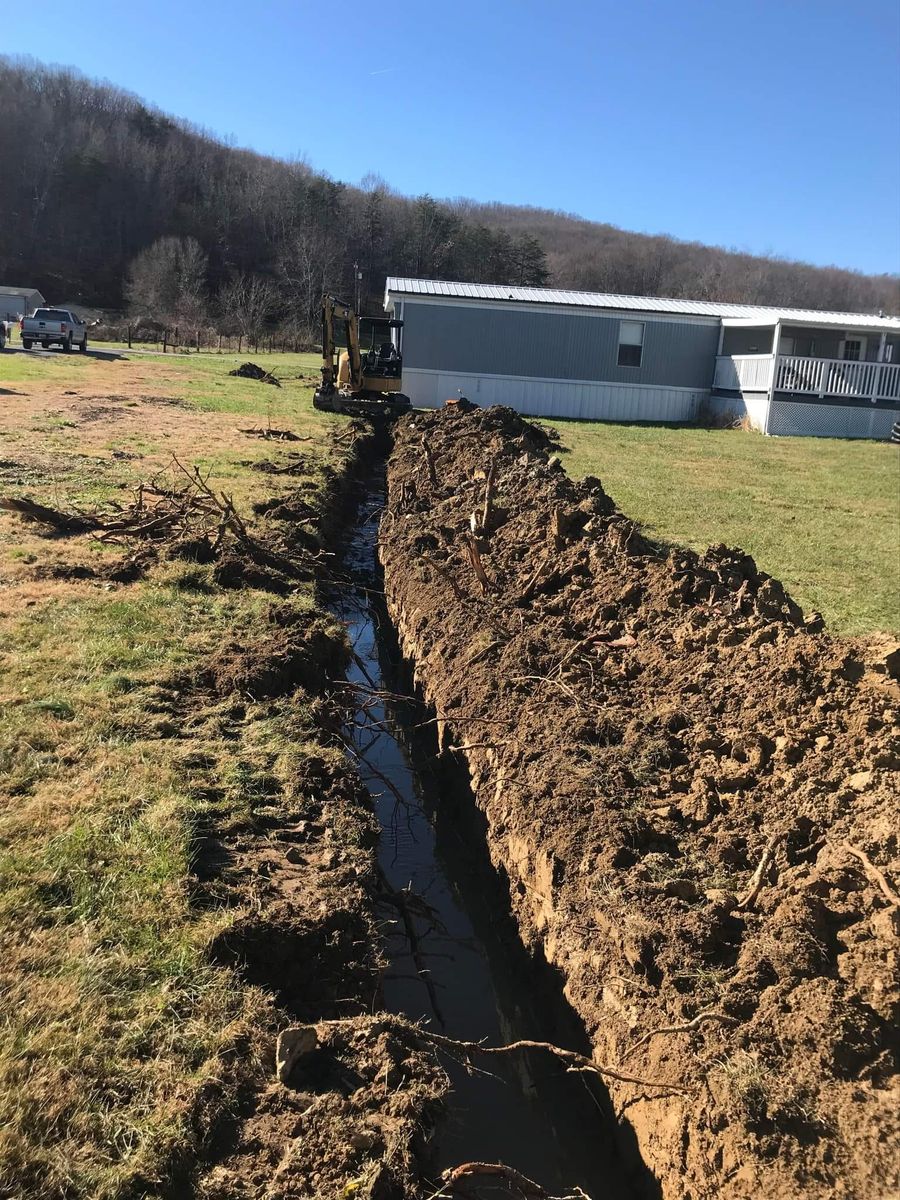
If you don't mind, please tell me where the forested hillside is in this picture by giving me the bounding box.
[0,56,896,340]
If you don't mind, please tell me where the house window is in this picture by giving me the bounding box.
[618,320,644,367]
[842,338,864,361]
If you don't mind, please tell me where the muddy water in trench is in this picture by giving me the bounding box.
[328,475,643,1198]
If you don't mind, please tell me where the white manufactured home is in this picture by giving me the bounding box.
[383,278,900,439]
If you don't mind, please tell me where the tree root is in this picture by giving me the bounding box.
[738,830,782,909]
[623,1010,738,1060]
[415,1027,691,1092]
[291,1012,692,1095]
[843,842,900,906]
[436,1160,591,1199]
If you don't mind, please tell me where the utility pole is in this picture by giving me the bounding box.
[354,262,362,315]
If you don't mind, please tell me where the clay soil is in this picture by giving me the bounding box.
[381,405,899,1200]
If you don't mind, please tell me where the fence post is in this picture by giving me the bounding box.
[127,325,132,349]
[162,329,167,354]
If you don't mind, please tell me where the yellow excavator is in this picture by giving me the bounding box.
[313,294,411,417]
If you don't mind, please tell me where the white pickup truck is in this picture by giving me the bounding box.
[21,308,88,352]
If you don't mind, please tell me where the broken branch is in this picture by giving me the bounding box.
[463,533,495,594]
[481,460,497,533]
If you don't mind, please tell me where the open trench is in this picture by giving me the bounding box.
[326,464,648,1197]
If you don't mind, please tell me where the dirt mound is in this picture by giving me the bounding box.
[380,404,899,1199]
[229,361,281,387]
[196,605,346,700]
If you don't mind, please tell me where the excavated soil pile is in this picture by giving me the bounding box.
[229,361,281,386]
[380,404,899,1200]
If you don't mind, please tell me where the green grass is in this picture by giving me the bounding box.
[552,420,899,636]
[0,348,324,421]
[0,358,357,1197]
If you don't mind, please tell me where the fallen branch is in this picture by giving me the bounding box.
[439,1161,590,1199]
[738,830,782,910]
[843,842,900,907]
[237,427,310,440]
[446,740,514,753]
[623,1011,738,1060]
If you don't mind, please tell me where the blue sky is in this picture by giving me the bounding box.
[5,0,900,275]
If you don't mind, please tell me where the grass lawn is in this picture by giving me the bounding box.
[0,350,353,1197]
[552,420,899,637]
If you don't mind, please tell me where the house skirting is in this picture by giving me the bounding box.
[768,397,899,439]
[401,367,707,422]
[710,389,899,439]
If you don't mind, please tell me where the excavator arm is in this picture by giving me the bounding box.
[320,294,363,392]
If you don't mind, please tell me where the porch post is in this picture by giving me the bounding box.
[716,322,725,356]
[874,331,887,402]
[764,320,781,435]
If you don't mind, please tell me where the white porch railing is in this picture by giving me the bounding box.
[775,355,900,401]
[715,354,900,402]
[713,354,774,392]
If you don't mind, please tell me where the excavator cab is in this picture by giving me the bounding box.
[359,315,403,380]
[313,294,411,417]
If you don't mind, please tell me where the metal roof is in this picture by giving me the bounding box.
[0,284,43,296]
[385,277,900,330]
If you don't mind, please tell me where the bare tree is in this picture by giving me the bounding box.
[219,273,276,349]
[125,235,208,334]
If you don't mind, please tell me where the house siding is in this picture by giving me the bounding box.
[401,301,720,390]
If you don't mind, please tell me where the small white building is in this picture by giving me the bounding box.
[0,285,45,323]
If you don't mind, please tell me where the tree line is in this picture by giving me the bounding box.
[0,55,895,345]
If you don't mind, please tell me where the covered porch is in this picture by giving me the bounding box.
[710,314,900,437]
